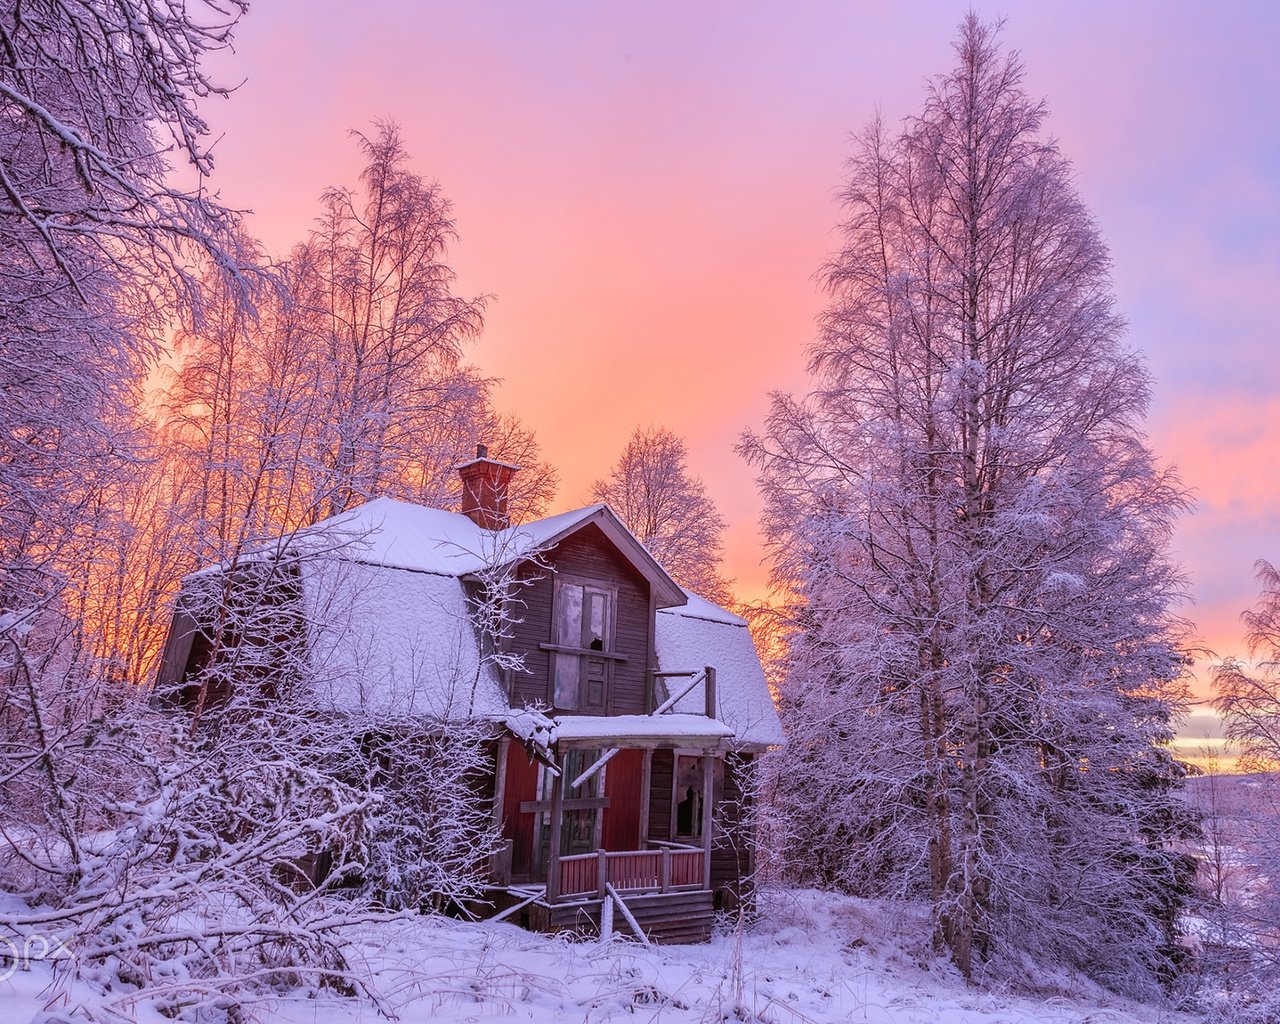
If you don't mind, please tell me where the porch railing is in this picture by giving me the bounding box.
[558,846,705,899]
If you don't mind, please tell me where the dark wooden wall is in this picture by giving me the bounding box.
[507,524,652,713]
[711,753,756,911]
[647,749,674,843]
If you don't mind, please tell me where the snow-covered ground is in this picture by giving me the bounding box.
[1,889,1191,1023]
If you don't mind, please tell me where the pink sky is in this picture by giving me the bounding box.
[199,2,1280,714]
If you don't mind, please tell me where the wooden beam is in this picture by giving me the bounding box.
[701,755,715,891]
[520,796,610,814]
[571,747,620,789]
[600,888,615,941]
[538,642,628,662]
[639,749,652,845]
[492,737,510,830]
[547,767,563,903]
[704,665,717,720]
[488,886,545,924]
[652,670,704,715]
[606,883,653,948]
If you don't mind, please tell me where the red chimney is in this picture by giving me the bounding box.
[456,444,522,530]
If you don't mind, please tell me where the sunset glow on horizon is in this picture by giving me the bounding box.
[200,1,1279,707]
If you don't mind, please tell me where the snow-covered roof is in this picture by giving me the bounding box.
[660,589,748,627]
[302,559,506,720]
[173,498,782,746]
[289,497,598,578]
[554,714,733,745]
[276,498,686,608]
[656,593,785,749]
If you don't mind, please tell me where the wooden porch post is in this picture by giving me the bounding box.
[547,765,563,903]
[701,754,715,890]
[704,665,717,719]
[492,737,510,829]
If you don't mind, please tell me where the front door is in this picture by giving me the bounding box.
[533,748,604,876]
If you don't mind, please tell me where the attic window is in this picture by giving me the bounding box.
[550,578,615,712]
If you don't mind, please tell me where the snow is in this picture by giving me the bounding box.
[665,587,748,626]
[657,602,786,749]
[553,713,734,743]
[0,889,1193,1024]
[502,709,733,756]
[304,558,507,719]
[294,497,608,578]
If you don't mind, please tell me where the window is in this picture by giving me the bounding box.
[550,578,615,711]
[673,754,706,840]
[671,754,725,842]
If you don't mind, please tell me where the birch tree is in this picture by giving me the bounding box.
[592,426,733,604]
[291,122,487,516]
[742,16,1194,995]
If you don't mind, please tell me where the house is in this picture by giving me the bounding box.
[154,446,784,943]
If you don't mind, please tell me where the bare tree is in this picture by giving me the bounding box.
[741,16,1194,996]
[1215,560,1280,774]
[0,0,257,641]
[592,427,732,604]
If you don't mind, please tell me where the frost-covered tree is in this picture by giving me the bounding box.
[592,427,732,604]
[290,121,486,516]
[0,0,255,630]
[0,0,250,299]
[741,16,1194,994]
[1214,560,1280,774]
[1209,560,1280,1000]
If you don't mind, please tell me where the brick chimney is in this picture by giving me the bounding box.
[455,444,522,530]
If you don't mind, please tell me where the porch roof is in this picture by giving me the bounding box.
[518,711,733,748]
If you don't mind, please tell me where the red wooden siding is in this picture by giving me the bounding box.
[602,748,644,851]
[502,742,541,879]
[507,524,652,714]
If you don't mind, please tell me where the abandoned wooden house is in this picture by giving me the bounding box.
[155,447,784,943]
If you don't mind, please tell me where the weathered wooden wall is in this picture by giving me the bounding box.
[507,524,652,714]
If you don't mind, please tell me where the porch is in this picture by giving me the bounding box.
[556,840,705,899]
[492,666,732,941]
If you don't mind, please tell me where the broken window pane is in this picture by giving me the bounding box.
[674,755,704,839]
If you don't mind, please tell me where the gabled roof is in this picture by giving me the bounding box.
[287,497,687,609]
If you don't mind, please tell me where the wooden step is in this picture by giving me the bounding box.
[546,890,715,944]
